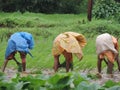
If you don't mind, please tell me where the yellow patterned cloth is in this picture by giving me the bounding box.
[52,32,87,60]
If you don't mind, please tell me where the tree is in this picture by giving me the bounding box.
[87,0,93,21]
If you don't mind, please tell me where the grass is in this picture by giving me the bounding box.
[0,12,120,72]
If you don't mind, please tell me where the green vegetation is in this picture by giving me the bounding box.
[0,11,120,90]
[0,0,87,14]
[0,0,120,88]
[0,72,120,90]
[93,0,120,19]
[0,12,120,71]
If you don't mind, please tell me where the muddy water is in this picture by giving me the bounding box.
[2,67,120,85]
[80,68,120,85]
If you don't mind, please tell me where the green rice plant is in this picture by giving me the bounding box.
[0,12,119,71]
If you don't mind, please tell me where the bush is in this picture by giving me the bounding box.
[93,0,120,19]
[115,13,120,23]
[0,0,87,14]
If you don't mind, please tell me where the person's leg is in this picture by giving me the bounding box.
[19,52,27,71]
[63,51,73,72]
[2,52,16,72]
[107,60,114,74]
[104,51,114,74]
[53,55,60,72]
[96,55,104,78]
[2,59,9,72]
[97,56,102,74]
[115,54,120,71]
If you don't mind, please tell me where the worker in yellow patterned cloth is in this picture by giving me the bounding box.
[52,32,87,72]
[96,33,120,78]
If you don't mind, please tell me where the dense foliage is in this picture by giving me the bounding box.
[0,13,120,72]
[0,13,120,90]
[0,12,120,42]
[0,11,120,89]
[93,0,120,19]
[0,72,120,90]
[0,0,87,14]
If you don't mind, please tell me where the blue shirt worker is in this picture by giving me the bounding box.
[2,32,34,72]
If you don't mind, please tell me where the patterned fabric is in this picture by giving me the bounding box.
[5,32,34,59]
[96,33,118,63]
[99,50,115,63]
[52,32,87,60]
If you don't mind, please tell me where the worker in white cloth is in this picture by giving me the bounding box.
[96,33,120,77]
[2,32,34,72]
